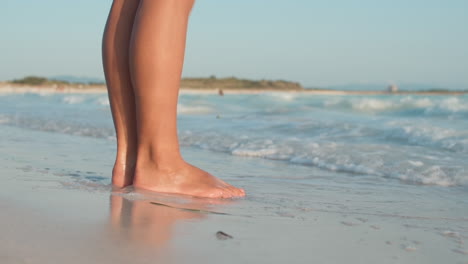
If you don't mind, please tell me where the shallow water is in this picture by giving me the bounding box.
[1,92,467,186]
[0,123,467,264]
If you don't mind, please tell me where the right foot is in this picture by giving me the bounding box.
[133,160,245,198]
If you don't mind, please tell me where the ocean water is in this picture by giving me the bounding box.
[1,92,467,187]
[1,91,468,263]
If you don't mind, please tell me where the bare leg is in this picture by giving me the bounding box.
[102,0,140,187]
[130,0,245,198]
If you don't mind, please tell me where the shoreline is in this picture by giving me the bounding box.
[1,125,467,264]
[0,84,467,96]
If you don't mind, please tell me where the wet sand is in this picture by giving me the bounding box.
[0,125,467,264]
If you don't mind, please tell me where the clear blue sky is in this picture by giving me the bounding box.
[2,0,467,87]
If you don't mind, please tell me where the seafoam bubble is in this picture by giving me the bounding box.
[439,97,468,112]
[0,114,115,139]
[407,160,424,167]
[96,97,110,106]
[322,96,468,116]
[231,147,278,157]
[3,92,468,188]
[267,93,297,102]
[177,104,213,114]
[178,128,468,187]
[38,91,54,97]
[399,166,456,187]
[399,96,433,108]
[424,97,468,115]
[351,97,435,112]
[352,98,394,112]
[385,120,468,153]
[63,95,85,104]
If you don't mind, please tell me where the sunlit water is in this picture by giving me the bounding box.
[1,92,468,263]
[1,92,467,187]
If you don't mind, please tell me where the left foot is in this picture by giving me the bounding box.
[112,159,136,188]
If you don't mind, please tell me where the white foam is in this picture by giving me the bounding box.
[63,95,85,104]
[323,96,468,115]
[352,98,394,111]
[400,97,433,108]
[399,166,455,187]
[96,97,109,106]
[2,93,467,188]
[385,120,468,153]
[268,93,297,101]
[232,147,278,157]
[179,131,468,187]
[177,104,213,114]
[408,160,424,167]
[434,97,468,113]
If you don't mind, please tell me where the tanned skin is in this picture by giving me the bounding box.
[102,0,245,198]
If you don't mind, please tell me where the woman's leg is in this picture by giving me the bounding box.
[102,0,140,187]
[130,0,244,198]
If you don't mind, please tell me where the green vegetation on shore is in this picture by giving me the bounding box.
[9,76,105,87]
[4,76,466,94]
[7,76,303,90]
[11,76,65,86]
[180,76,303,90]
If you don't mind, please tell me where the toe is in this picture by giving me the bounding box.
[221,187,236,198]
[234,187,245,197]
[224,184,244,197]
[227,186,242,197]
[205,188,224,198]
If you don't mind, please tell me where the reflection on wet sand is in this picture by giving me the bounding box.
[108,189,232,249]
[109,195,203,249]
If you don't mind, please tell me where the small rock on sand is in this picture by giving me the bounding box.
[216,231,233,240]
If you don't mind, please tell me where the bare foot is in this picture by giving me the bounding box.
[133,159,245,198]
[112,160,135,188]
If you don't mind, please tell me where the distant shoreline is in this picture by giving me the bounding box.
[0,83,466,96]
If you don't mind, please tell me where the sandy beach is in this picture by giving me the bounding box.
[1,83,467,96]
[1,124,467,263]
[3,0,467,262]
[1,86,467,264]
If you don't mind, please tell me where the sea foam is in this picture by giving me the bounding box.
[1,93,467,187]
[63,95,85,104]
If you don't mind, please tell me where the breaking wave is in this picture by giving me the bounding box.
[1,93,467,187]
[178,131,467,187]
[177,104,213,114]
[322,96,468,116]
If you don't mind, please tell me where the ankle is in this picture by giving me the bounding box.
[115,143,137,166]
[112,160,135,187]
[135,155,184,172]
[114,152,137,168]
[136,147,184,171]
